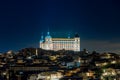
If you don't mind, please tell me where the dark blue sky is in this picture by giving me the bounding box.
[0,0,120,53]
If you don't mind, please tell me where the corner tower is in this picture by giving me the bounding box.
[74,33,80,51]
[44,31,53,50]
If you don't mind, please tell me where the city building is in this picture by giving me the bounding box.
[39,32,80,51]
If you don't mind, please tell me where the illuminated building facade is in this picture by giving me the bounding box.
[40,32,80,51]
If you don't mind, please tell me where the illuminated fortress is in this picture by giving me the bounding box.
[40,32,80,51]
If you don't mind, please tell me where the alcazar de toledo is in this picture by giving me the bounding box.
[40,32,80,51]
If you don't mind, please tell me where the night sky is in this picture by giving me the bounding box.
[0,0,120,53]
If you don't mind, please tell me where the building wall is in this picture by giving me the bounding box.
[40,37,80,51]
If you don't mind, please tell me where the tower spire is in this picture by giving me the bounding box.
[74,32,79,37]
[68,32,70,38]
[45,27,52,38]
[41,32,44,39]
[40,32,44,42]
[47,27,50,35]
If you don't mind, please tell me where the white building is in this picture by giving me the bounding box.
[40,32,80,51]
[36,72,63,80]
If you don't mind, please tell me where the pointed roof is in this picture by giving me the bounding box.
[45,31,52,38]
[68,33,70,38]
[40,33,44,42]
[74,33,79,37]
